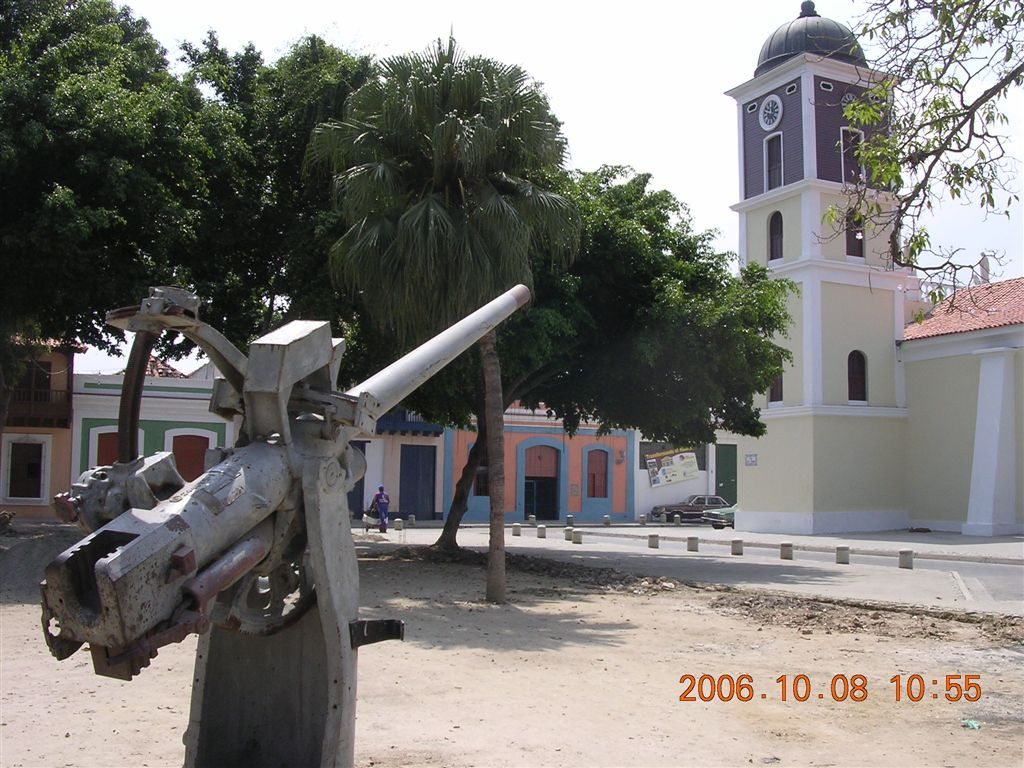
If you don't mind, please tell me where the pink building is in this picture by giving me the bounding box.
[443,405,633,524]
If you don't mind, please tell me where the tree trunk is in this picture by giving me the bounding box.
[479,330,506,604]
[433,429,485,552]
[432,366,542,553]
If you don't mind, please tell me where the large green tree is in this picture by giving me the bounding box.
[176,33,371,348]
[0,1,372,424]
[309,38,580,602]
[842,0,1023,280]
[0,0,218,423]
[423,167,793,550]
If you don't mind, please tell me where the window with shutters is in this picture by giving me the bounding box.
[586,450,608,498]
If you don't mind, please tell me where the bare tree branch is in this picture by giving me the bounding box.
[838,0,1022,285]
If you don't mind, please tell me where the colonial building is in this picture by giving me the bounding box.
[901,279,1023,535]
[1,344,78,518]
[722,2,1022,535]
[444,406,632,525]
[70,358,236,483]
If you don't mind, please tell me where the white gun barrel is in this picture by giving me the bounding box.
[344,284,529,428]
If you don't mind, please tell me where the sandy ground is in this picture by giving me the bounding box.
[1,526,1022,768]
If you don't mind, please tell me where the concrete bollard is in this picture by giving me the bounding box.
[673,514,681,526]
[639,514,647,526]
[731,539,743,556]
[780,542,793,560]
[687,536,699,552]
[564,527,574,541]
[537,525,547,539]
[899,549,914,569]
[566,514,575,528]
[512,523,521,537]
[528,514,536,526]
[648,534,659,549]
[836,545,850,564]
[572,529,583,545]
[603,515,611,526]
[407,515,416,528]
[394,519,404,531]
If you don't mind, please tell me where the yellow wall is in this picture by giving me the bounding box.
[811,415,907,513]
[904,356,977,522]
[820,282,897,406]
[745,196,803,267]
[818,190,894,268]
[735,416,815,514]
[0,426,72,520]
[782,288,804,406]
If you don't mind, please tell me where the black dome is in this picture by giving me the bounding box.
[755,1,866,77]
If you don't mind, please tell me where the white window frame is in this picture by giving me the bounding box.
[840,127,865,184]
[764,132,784,192]
[1,432,53,505]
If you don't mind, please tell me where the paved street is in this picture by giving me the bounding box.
[360,522,1024,616]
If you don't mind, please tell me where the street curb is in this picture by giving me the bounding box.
[576,529,1024,566]
[369,523,1024,567]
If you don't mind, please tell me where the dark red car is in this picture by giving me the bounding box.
[650,494,731,522]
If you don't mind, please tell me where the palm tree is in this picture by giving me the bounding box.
[309,37,579,602]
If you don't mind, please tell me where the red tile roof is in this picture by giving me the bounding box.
[903,277,1024,340]
[144,357,186,378]
[10,337,87,353]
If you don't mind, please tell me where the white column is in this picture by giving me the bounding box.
[737,213,748,268]
[801,71,817,182]
[706,442,717,496]
[803,276,823,406]
[964,348,1019,536]
[801,190,822,260]
[893,287,908,408]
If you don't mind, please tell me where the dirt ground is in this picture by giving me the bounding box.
[1,525,1022,768]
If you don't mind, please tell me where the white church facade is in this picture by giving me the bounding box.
[721,2,1022,536]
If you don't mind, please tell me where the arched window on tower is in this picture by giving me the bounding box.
[845,209,864,258]
[768,374,783,405]
[768,212,783,261]
[848,351,867,402]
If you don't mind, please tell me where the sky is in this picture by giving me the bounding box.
[76,0,1024,373]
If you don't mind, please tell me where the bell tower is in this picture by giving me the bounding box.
[724,2,921,534]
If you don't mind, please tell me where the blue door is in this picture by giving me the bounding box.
[399,444,437,519]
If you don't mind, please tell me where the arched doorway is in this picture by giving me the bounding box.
[523,444,559,520]
[171,434,211,482]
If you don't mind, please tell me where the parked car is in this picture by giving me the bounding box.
[650,494,732,522]
[701,506,737,529]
